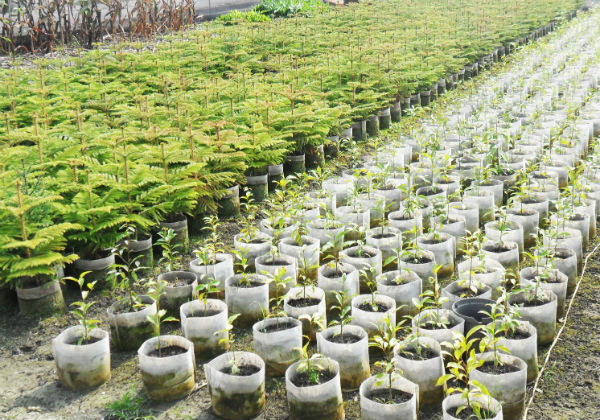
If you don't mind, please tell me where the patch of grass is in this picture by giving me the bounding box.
[216,10,272,24]
[105,388,153,420]
[254,0,329,18]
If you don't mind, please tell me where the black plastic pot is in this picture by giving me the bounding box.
[305,145,325,168]
[246,173,268,202]
[366,115,379,137]
[352,120,366,141]
[410,93,420,107]
[452,298,494,336]
[217,184,241,218]
[284,153,306,176]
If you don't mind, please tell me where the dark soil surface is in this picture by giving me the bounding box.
[189,309,220,317]
[259,258,292,266]
[66,336,102,346]
[501,328,531,340]
[452,406,497,419]
[287,297,321,307]
[420,238,446,245]
[391,214,417,221]
[323,269,350,278]
[371,233,396,239]
[358,302,390,313]
[519,296,552,307]
[290,369,335,387]
[347,250,377,258]
[403,255,432,264]
[477,360,521,375]
[484,244,514,253]
[327,332,362,344]
[234,280,264,288]
[148,345,188,358]
[398,346,438,361]
[242,238,269,244]
[220,364,261,376]
[111,300,147,314]
[261,321,296,333]
[366,388,413,404]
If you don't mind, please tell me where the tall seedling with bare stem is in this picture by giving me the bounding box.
[479,303,511,368]
[146,278,179,356]
[108,240,147,311]
[155,228,182,273]
[216,313,241,373]
[194,215,224,269]
[63,271,100,345]
[369,316,407,403]
[264,267,292,329]
[329,285,353,338]
[194,278,220,316]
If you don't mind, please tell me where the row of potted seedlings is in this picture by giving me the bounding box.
[47,9,600,420]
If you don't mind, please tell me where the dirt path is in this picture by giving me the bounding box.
[525,241,600,420]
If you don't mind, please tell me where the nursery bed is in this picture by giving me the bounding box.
[2,246,600,419]
[3,5,600,420]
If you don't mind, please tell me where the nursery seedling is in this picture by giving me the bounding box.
[329,286,353,338]
[369,315,405,360]
[63,271,100,345]
[155,228,182,272]
[216,313,242,374]
[194,278,221,316]
[146,278,178,356]
[296,339,326,385]
[108,240,147,311]
[194,215,225,267]
[437,328,492,417]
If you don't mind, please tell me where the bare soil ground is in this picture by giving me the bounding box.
[526,241,600,420]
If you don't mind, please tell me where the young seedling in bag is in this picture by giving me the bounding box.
[426,264,445,306]
[384,230,404,272]
[329,286,353,338]
[232,248,252,286]
[322,225,351,273]
[460,232,486,296]
[238,191,260,241]
[363,275,380,312]
[372,358,406,404]
[156,227,182,273]
[216,313,242,374]
[369,314,405,361]
[146,278,178,356]
[194,278,221,316]
[296,339,326,385]
[298,312,325,344]
[437,328,494,418]
[63,271,100,345]
[194,215,225,269]
[479,302,512,368]
[108,240,147,311]
[411,294,434,340]
[260,267,292,331]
